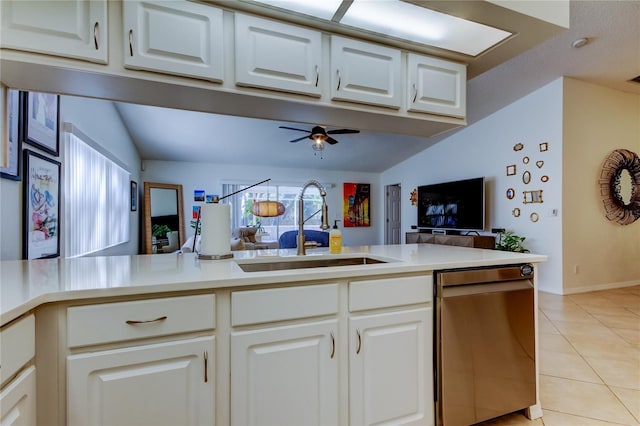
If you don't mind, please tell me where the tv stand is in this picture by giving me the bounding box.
[406,232,495,249]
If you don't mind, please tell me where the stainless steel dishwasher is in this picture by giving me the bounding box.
[435,264,536,426]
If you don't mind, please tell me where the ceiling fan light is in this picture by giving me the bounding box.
[312,140,324,151]
[251,201,286,217]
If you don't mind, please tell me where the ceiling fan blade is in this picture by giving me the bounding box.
[279,126,310,133]
[325,136,339,145]
[290,135,310,143]
[327,129,360,135]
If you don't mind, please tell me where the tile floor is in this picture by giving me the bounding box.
[479,285,640,426]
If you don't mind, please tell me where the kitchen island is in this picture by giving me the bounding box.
[0,244,546,426]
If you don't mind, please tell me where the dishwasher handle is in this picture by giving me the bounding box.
[439,279,532,298]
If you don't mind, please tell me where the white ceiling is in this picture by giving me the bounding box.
[114,0,640,173]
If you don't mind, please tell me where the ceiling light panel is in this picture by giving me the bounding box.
[341,0,512,56]
[251,0,343,20]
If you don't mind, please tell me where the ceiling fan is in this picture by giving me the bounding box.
[279,125,360,145]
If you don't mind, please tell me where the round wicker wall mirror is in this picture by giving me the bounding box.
[599,149,640,225]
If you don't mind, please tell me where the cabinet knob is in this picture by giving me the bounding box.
[93,22,99,50]
[128,29,134,57]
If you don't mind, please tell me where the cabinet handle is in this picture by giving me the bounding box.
[204,350,209,383]
[330,332,335,359]
[412,83,418,103]
[93,22,99,50]
[125,315,167,325]
[315,65,319,87]
[336,69,341,91]
[129,29,134,57]
[356,328,362,354]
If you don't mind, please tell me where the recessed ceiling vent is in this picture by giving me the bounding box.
[630,75,640,84]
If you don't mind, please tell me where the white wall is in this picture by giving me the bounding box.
[141,161,380,247]
[381,78,564,293]
[0,94,141,260]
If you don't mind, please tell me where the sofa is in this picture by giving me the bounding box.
[233,227,279,250]
[278,230,330,249]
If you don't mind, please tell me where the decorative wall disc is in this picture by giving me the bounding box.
[541,175,549,183]
[506,188,515,199]
[599,149,640,225]
[512,208,521,217]
[513,143,524,151]
[530,212,539,223]
[522,171,531,184]
[523,156,530,164]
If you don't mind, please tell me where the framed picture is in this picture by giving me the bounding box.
[131,180,138,211]
[1,89,23,180]
[343,183,371,227]
[24,91,60,156]
[23,149,61,259]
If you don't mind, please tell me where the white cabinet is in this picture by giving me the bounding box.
[407,53,466,118]
[231,320,338,426]
[0,366,37,426]
[67,337,214,426]
[0,0,107,64]
[124,0,224,82]
[65,294,216,426]
[230,284,339,425]
[349,308,432,426]
[0,315,36,426]
[330,36,402,109]
[349,276,434,426]
[235,14,322,97]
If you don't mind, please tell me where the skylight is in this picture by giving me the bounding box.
[250,0,512,56]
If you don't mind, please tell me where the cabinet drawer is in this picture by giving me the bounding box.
[0,315,35,387]
[67,294,215,348]
[232,284,338,326]
[349,275,432,312]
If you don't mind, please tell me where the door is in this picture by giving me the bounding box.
[0,0,107,63]
[385,184,401,244]
[235,13,322,96]
[231,320,338,425]
[124,0,224,82]
[67,336,215,426]
[407,53,466,118]
[331,36,402,109]
[350,308,433,426]
[0,366,36,426]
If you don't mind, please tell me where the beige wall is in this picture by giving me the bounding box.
[562,78,640,292]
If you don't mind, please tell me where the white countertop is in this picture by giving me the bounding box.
[1,244,546,326]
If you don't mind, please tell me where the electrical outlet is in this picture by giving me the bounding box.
[548,208,558,217]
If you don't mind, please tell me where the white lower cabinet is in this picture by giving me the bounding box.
[0,366,36,426]
[349,308,433,426]
[67,336,215,426]
[231,320,339,425]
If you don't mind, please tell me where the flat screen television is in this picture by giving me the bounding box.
[417,177,485,232]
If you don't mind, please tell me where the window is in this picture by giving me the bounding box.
[64,127,130,257]
[223,182,324,242]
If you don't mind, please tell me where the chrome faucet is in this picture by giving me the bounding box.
[297,180,330,255]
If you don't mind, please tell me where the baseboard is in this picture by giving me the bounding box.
[559,279,640,295]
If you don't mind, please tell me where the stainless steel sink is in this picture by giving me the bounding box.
[237,256,387,272]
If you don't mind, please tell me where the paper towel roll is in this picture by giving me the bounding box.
[199,203,231,256]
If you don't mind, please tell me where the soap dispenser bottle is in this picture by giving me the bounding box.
[330,220,342,254]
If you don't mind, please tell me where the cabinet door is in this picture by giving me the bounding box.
[407,53,466,118]
[0,366,36,426]
[67,336,214,426]
[350,308,433,426]
[331,36,402,109]
[231,320,338,425]
[0,0,107,64]
[235,14,322,97]
[124,0,224,82]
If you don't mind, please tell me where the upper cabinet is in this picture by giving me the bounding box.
[0,0,108,64]
[330,36,402,109]
[123,0,224,82]
[407,53,466,118]
[235,14,322,97]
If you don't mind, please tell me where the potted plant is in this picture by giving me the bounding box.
[496,230,529,253]
[152,224,172,239]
